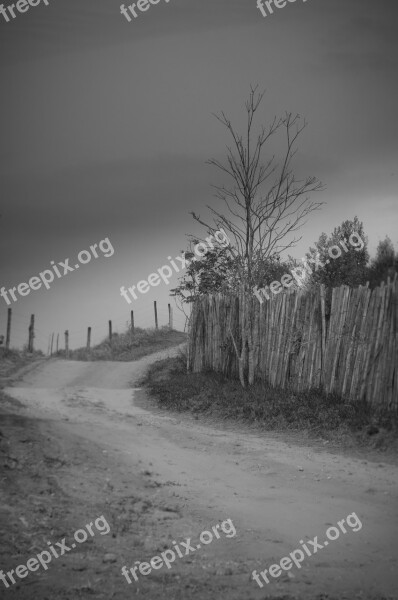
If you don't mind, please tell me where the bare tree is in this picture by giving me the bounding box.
[192,86,324,285]
[190,86,324,386]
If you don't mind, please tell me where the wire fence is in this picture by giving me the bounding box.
[0,300,187,356]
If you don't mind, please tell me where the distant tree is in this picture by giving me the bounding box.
[305,217,369,288]
[367,236,398,288]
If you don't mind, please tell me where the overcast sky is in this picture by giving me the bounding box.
[1,0,397,351]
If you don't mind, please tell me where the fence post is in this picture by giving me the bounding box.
[56,333,59,354]
[87,327,91,350]
[154,301,158,330]
[130,310,134,335]
[50,333,54,356]
[168,303,173,329]
[108,320,112,343]
[28,314,35,352]
[6,308,11,351]
[65,330,69,359]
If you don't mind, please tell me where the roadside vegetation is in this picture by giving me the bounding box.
[142,351,398,453]
[0,347,44,379]
[0,347,45,413]
[64,327,187,362]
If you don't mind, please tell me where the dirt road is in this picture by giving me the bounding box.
[2,348,398,600]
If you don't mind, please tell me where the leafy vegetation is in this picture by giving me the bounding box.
[367,235,398,289]
[305,216,369,288]
[172,216,397,303]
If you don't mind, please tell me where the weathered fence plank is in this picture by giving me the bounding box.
[187,280,397,415]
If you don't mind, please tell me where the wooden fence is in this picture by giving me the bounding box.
[187,278,397,415]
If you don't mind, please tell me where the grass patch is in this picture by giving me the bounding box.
[0,347,44,379]
[142,354,398,451]
[64,327,187,362]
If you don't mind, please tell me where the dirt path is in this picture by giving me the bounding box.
[2,349,397,600]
